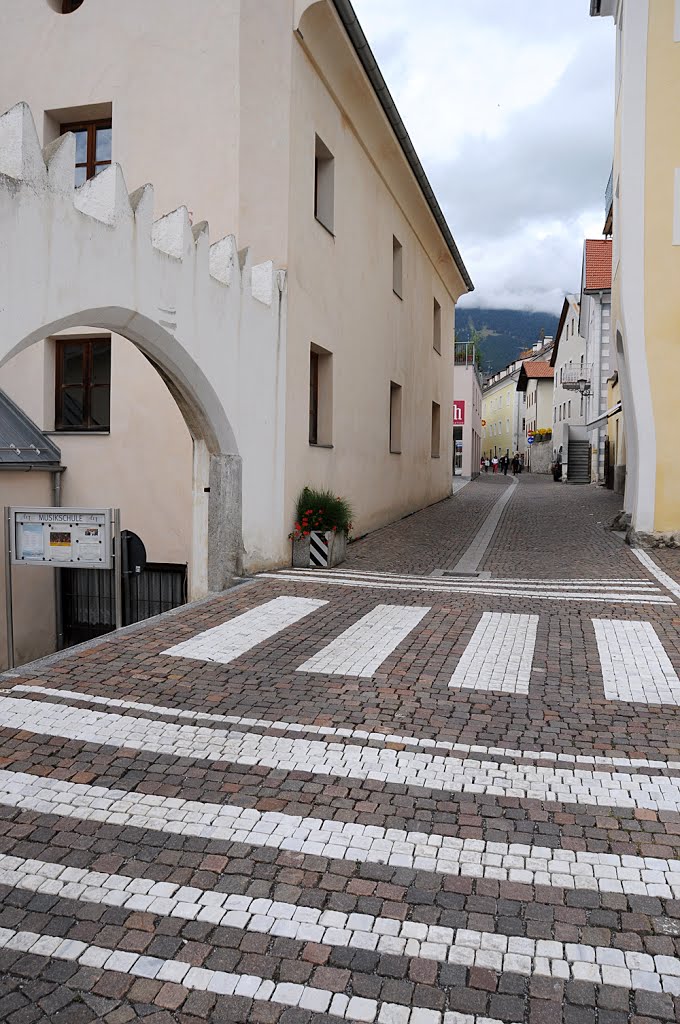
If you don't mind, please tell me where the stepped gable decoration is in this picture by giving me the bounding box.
[0,101,287,591]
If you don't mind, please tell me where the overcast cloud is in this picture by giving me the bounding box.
[351,0,615,313]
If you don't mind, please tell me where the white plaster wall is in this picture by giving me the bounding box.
[615,0,656,528]
[453,365,483,477]
[0,0,243,580]
[284,6,465,537]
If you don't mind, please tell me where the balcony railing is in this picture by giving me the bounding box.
[561,366,592,392]
[454,341,477,366]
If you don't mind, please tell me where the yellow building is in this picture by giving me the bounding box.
[481,368,521,462]
[591,0,680,540]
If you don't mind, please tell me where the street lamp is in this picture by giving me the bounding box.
[576,377,592,397]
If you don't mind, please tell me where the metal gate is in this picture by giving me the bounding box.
[60,562,187,647]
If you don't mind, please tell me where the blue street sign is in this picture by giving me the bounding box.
[527,436,534,445]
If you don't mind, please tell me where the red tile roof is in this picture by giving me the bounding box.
[522,361,554,379]
[584,239,612,291]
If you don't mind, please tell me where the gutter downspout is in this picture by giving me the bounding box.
[331,0,473,294]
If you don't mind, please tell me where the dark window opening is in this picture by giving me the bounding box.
[309,350,319,445]
[55,337,111,431]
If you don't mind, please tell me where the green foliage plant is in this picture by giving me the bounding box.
[290,486,353,541]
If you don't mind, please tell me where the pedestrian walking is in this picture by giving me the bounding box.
[484,458,490,473]
[519,453,525,473]
[480,456,485,474]
[512,454,519,475]
[492,456,499,473]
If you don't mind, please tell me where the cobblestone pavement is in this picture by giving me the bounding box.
[2,476,680,1024]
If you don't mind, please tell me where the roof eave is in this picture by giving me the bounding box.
[330,0,473,294]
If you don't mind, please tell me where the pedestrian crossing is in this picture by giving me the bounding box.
[163,595,327,665]
[3,682,680,1012]
[449,613,538,694]
[159,596,679,706]
[0,850,675,990]
[297,604,430,678]
[258,568,674,604]
[5,693,680,810]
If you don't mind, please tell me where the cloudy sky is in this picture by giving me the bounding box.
[351,0,615,314]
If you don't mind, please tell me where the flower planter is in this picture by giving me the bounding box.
[292,530,347,568]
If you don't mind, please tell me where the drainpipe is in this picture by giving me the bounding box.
[52,467,66,651]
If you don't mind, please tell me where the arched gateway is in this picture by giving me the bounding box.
[0,102,287,596]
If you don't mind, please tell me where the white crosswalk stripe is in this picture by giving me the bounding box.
[2,769,680,895]
[0,852,677,990]
[287,568,659,588]
[12,684,680,770]
[297,604,429,677]
[449,613,538,694]
[594,619,680,704]
[162,595,327,665]
[259,571,673,604]
[4,694,680,810]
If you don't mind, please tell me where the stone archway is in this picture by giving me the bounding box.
[0,102,287,594]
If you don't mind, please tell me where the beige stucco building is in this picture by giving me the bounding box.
[0,0,471,667]
[591,0,680,540]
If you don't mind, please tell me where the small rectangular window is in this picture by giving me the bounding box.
[432,299,441,354]
[392,236,403,298]
[389,382,402,454]
[568,400,571,417]
[61,118,112,187]
[55,337,111,431]
[431,401,440,458]
[309,344,333,445]
[314,135,334,234]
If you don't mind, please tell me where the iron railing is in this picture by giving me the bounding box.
[561,365,593,391]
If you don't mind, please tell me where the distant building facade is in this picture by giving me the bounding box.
[579,240,613,484]
[453,342,482,478]
[550,295,591,483]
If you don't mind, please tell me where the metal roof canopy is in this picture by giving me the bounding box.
[0,389,61,469]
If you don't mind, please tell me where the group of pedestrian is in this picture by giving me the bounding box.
[481,453,524,475]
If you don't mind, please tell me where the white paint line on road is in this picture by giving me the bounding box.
[594,620,680,705]
[297,604,429,677]
[449,613,538,695]
[259,573,674,605]
[1,770,680,895]
[12,684,680,771]
[0,852,678,990]
[162,596,327,665]
[452,478,518,573]
[286,568,658,589]
[3,696,680,810]
[633,549,680,602]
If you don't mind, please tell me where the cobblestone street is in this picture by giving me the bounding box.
[3,475,680,1024]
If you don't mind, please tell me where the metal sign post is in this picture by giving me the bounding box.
[113,508,123,631]
[4,507,14,670]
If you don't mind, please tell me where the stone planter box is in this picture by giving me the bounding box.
[292,530,347,568]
